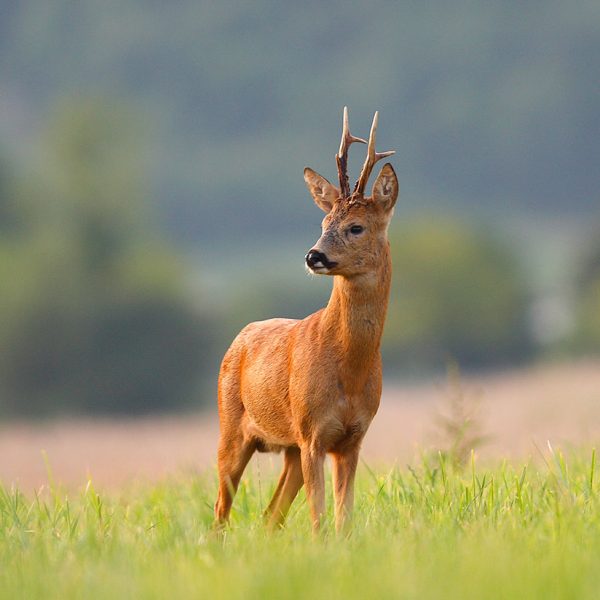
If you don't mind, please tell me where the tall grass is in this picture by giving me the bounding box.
[1,449,599,599]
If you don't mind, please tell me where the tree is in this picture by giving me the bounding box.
[571,234,600,352]
[383,217,533,370]
[0,97,213,417]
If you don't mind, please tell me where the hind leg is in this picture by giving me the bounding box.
[214,432,255,525]
[264,447,303,529]
[214,352,255,525]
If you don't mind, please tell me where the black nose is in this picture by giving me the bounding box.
[305,249,327,268]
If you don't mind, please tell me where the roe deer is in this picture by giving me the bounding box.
[214,107,398,533]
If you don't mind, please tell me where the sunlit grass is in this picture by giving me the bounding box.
[1,448,599,599]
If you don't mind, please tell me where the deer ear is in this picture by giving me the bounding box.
[371,163,398,211]
[304,168,339,213]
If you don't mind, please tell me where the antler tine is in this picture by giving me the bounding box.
[354,111,395,197]
[335,106,367,198]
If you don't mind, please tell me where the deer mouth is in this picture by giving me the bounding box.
[310,263,338,274]
[308,258,339,274]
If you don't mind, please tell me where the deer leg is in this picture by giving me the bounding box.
[214,433,255,526]
[331,449,359,535]
[264,447,303,529]
[300,445,326,533]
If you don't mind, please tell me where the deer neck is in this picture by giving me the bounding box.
[321,243,392,393]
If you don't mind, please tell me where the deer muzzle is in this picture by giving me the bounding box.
[305,249,338,272]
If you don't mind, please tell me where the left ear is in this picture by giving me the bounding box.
[371,163,398,211]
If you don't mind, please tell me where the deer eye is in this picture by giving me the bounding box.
[349,225,364,235]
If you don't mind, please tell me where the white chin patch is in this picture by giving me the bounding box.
[308,264,329,275]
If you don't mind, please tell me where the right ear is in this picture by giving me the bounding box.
[303,168,339,213]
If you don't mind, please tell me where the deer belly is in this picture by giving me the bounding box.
[241,364,295,446]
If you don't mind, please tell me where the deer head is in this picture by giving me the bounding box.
[304,107,398,278]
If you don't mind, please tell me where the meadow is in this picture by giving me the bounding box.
[2,447,599,600]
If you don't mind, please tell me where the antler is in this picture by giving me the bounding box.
[353,111,395,197]
[335,106,366,199]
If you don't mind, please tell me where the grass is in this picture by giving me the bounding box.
[1,448,600,599]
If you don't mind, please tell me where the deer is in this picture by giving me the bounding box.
[214,107,398,534]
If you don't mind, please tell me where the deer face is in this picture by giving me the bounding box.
[303,108,397,278]
[304,163,398,278]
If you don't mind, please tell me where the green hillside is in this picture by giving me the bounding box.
[1,1,598,247]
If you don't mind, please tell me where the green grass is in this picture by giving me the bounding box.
[1,448,599,599]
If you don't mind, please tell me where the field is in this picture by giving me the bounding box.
[2,360,600,599]
[2,450,600,599]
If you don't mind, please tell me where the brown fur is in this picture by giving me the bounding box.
[214,139,398,534]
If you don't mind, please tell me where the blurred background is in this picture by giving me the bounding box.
[0,1,599,486]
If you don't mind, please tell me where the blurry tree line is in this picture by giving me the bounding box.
[570,239,600,352]
[218,213,600,382]
[0,96,598,418]
[1,1,598,417]
[0,99,212,417]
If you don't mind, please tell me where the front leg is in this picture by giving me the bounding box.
[331,448,359,534]
[300,445,326,533]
